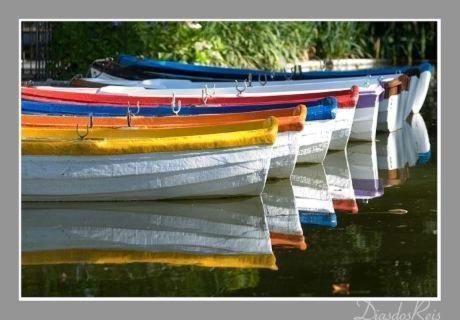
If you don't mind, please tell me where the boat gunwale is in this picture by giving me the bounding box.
[22,117,279,155]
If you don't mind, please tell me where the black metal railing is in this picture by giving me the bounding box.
[21,22,54,81]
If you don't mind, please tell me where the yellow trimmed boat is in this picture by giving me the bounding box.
[22,118,278,201]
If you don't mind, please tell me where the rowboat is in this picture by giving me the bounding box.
[262,179,307,250]
[22,97,338,165]
[22,85,358,108]
[21,96,335,117]
[72,75,384,141]
[291,164,337,228]
[324,151,358,214]
[100,54,431,87]
[23,106,305,179]
[22,118,278,201]
[22,104,307,129]
[21,198,276,270]
[347,142,384,200]
[22,85,358,152]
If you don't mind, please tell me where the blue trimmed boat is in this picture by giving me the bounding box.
[110,54,431,83]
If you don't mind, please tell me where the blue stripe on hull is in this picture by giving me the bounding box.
[21,97,337,120]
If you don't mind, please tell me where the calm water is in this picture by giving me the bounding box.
[21,80,437,298]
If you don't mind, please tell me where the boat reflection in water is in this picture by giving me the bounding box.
[376,114,431,188]
[324,151,359,214]
[411,113,432,165]
[346,113,431,199]
[262,179,307,250]
[22,198,277,270]
[347,141,384,201]
[291,164,337,228]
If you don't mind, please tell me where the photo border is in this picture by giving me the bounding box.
[1,1,454,319]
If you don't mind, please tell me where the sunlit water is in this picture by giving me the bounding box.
[21,79,437,298]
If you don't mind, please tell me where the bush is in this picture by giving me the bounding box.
[46,21,437,79]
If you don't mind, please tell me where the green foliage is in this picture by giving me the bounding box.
[313,21,371,59]
[46,21,437,79]
[366,22,437,64]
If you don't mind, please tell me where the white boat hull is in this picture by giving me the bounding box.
[411,70,432,114]
[404,76,419,120]
[377,70,432,132]
[377,93,402,132]
[296,119,334,164]
[350,105,379,141]
[349,87,384,142]
[22,145,273,201]
[268,131,301,179]
[329,107,356,150]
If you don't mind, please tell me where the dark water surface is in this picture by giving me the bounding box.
[21,81,437,298]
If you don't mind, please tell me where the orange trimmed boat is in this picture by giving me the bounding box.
[22,105,307,179]
[22,104,305,131]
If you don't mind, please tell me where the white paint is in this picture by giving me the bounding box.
[377,93,400,132]
[22,145,273,201]
[329,107,356,150]
[412,71,432,114]
[405,75,419,119]
[268,131,301,179]
[297,119,334,164]
[350,106,379,141]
